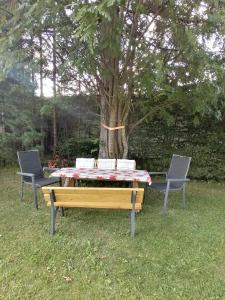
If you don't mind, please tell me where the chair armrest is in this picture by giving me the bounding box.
[43,167,60,172]
[149,172,167,176]
[17,172,35,178]
[167,178,190,182]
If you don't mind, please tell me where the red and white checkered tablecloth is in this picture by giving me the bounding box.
[50,168,152,185]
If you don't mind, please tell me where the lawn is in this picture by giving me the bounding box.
[1,167,225,299]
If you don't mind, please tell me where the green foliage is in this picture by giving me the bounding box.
[3,0,224,112]
[129,105,225,180]
[57,137,99,162]
[0,80,43,165]
[1,1,225,167]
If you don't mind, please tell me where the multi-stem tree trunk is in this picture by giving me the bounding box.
[98,4,136,159]
[0,96,6,135]
[98,95,108,158]
[98,95,129,159]
[39,34,45,152]
[52,28,57,154]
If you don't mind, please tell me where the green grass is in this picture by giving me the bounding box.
[1,168,225,299]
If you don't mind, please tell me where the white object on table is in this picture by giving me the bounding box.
[75,158,95,169]
[97,159,116,169]
[117,159,136,170]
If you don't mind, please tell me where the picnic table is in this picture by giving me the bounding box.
[50,167,152,187]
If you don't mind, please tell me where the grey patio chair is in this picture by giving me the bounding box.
[149,154,191,214]
[17,150,60,209]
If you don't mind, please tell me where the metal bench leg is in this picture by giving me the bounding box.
[131,191,137,239]
[131,210,136,239]
[50,206,58,235]
[50,190,58,235]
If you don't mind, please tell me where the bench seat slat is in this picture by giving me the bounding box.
[46,201,142,210]
[42,187,142,192]
[42,186,142,194]
[43,193,143,204]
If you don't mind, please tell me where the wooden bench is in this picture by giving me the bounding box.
[42,187,144,238]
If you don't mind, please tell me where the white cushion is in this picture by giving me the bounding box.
[117,159,136,170]
[76,158,95,169]
[97,159,116,170]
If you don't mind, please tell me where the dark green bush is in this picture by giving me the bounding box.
[129,115,225,180]
[57,137,99,163]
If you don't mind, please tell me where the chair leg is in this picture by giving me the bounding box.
[163,188,170,215]
[32,181,38,210]
[20,179,24,201]
[182,184,186,208]
[143,182,148,203]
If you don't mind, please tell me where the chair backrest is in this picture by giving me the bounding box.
[167,155,191,186]
[17,150,44,181]
[75,158,95,169]
[97,159,116,170]
[117,159,136,170]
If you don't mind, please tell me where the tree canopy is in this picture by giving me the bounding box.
[0,0,225,158]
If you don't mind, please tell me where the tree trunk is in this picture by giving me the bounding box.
[98,96,108,158]
[97,4,134,159]
[0,96,5,135]
[39,34,45,152]
[98,94,129,159]
[52,28,57,154]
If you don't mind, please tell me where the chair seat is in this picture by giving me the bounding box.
[35,177,60,188]
[150,182,183,192]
